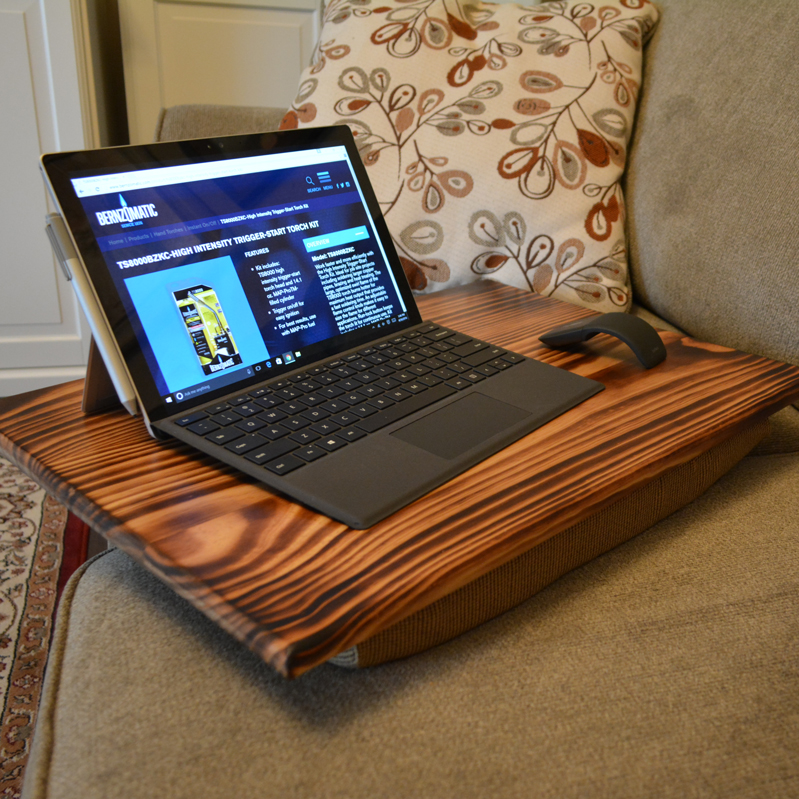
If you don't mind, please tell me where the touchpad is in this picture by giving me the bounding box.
[391,392,530,460]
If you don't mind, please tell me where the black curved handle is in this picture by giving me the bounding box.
[539,312,667,369]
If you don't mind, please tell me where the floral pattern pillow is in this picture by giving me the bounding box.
[281,0,659,312]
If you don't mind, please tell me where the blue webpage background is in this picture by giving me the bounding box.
[79,159,405,397]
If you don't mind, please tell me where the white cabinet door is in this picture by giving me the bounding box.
[120,0,320,144]
[0,0,91,396]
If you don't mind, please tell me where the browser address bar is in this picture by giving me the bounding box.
[71,146,349,198]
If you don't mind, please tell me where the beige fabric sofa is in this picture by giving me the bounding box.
[22,0,799,796]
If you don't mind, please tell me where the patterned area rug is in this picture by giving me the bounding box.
[0,457,88,798]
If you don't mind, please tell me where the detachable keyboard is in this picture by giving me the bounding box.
[172,323,525,477]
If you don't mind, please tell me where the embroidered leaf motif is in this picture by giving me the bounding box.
[456,99,485,115]
[467,120,491,135]
[577,129,610,167]
[469,80,503,99]
[400,220,444,254]
[295,104,317,123]
[338,68,370,93]
[526,235,554,271]
[497,41,523,57]
[447,12,477,40]
[407,171,425,191]
[395,107,415,134]
[439,170,474,197]
[424,181,445,212]
[532,263,554,294]
[434,119,466,136]
[370,68,391,93]
[514,98,551,117]
[520,71,564,93]
[510,121,550,147]
[554,239,585,273]
[335,97,371,116]
[571,282,606,304]
[503,212,526,245]
[448,59,474,87]
[521,156,555,199]
[296,79,318,103]
[469,210,504,247]
[570,3,594,19]
[498,147,538,180]
[399,256,428,290]
[421,17,452,49]
[592,108,627,139]
[388,27,422,57]
[471,252,510,274]
[553,141,586,189]
[585,196,621,241]
[389,84,416,111]
[371,22,408,45]
[418,88,445,115]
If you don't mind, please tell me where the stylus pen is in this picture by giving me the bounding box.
[45,214,139,416]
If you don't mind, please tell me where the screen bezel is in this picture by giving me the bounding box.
[41,126,422,422]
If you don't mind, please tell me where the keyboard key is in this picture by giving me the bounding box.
[338,426,367,442]
[205,427,245,445]
[349,404,377,418]
[262,425,290,440]
[187,419,219,435]
[290,429,320,445]
[317,435,347,452]
[282,416,311,431]
[264,455,305,476]
[331,411,359,426]
[321,399,349,414]
[236,418,267,433]
[224,433,268,455]
[258,408,287,424]
[210,411,240,426]
[463,347,507,368]
[299,393,326,407]
[244,438,297,465]
[295,445,327,462]
[311,420,340,436]
[368,396,396,411]
[453,340,489,357]
[175,411,207,426]
[301,408,330,422]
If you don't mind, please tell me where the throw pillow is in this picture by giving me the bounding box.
[281,0,659,312]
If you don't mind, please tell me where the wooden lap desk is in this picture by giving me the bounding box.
[2,282,798,678]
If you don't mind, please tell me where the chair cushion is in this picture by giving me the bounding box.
[625,0,799,366]
[281,0,659,312]
[332,419,767,666]
[23,431,799,799]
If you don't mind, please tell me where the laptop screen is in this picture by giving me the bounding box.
[42,128,421,419]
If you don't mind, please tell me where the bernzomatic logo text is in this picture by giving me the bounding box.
[95,195,158,227]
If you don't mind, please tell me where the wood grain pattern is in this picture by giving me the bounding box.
[2,283,799,677]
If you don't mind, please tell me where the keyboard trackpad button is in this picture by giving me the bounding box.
[391,392,530,460]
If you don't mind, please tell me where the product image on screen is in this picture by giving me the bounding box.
[173,285,243,375]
